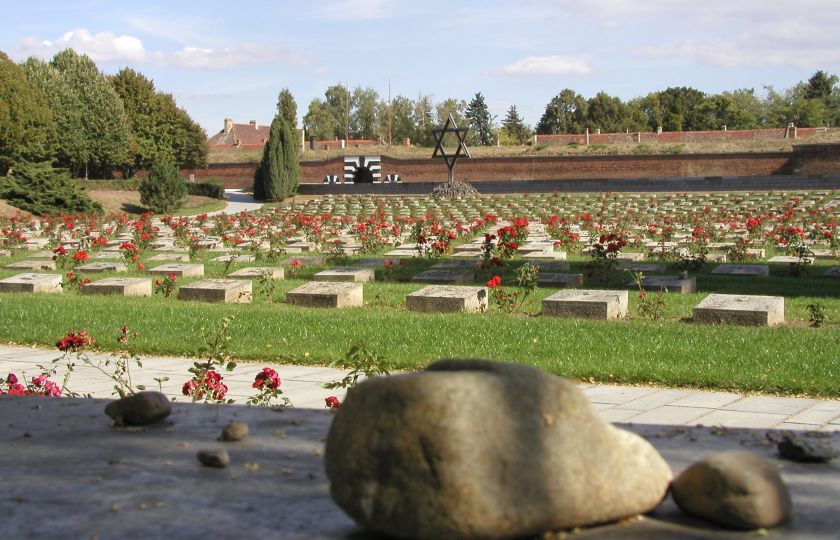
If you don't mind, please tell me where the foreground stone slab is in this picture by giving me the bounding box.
[693,294,785,326]
[81,277,151,297]
[712,264,770,277]
[0,273,62,293]
[4,260,55,271]
[632,275,697,294]
[0,395,837,539]
[406,285,487,313]
[542,289,628,319]
[326,361,672,538]
[313,268,375,283]
[75,262,128,273]
[148,264,204,278]
[824,267,840,278]
[227,267,284,279]
[286,281,363,308]
[178,279,252,303]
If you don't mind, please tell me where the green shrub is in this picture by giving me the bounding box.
[139,160,187,213]
[186,181,225,200]
[1,161,102,215]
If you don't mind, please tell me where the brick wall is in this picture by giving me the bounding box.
[533,127,828,146]
[180,144,840,190]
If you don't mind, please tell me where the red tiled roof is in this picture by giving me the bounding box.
[208,121,270,148]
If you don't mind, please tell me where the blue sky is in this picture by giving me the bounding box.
[4,1,840,136]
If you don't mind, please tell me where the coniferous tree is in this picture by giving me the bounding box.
[465,92,494,145]
[501,105,530,144]
[253,113,299,201]
[139,159,187,214]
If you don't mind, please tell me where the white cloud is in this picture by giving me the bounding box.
[312,0,395,21]
[16,28,146,62]
[13,28,318,70]
[500,55,592,76]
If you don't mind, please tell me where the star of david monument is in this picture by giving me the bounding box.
[431,114,471,184]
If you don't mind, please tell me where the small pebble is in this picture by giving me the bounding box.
[105,391,172,426]
[220,421,249,442]
[197,449,230,468]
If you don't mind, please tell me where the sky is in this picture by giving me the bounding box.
[4,0,840,137]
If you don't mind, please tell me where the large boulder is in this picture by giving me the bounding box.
[671,450,792,530]
[324,359,672,540]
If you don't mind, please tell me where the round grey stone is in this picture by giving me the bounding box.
[671,450,792,530]
[325,359,672,539]
[104,391,172,426]
[196,449,230,468]
[220,421,249,442]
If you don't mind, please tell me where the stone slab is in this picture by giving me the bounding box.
[0,273,62,293]
[5,260,56,271]
[383,249,419,258]
[210,254,256,263]
[631,275,697,294]
[75,262,128,273]
[227,267,284,280]
[693,293,785,326]
[711,264,770,277]
[520,261,571,273]
[2,397,837,539]
[824,267,840,278]
[405,285,487,313]
[768,255,813,264]
[537,273,583,287]
[148,253,190,262]
[411,267,474,285]
[147,264,204,278]
[616,262,666,273]
[283,256,327,266]
[522,251,567,260]
[286,281,363,308]
[614,252,645,261]
[542,289,628,319]
[313,268,375,283]
[178,278,252,303]
[81,277,151,297]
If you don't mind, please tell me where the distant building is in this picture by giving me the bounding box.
[208,118,270,152]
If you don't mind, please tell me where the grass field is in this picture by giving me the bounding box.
[1,249,837,398]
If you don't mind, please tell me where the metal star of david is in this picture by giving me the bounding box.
[431,114,471,183]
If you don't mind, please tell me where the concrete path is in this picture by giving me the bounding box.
[1,343,838,431]
[209,189,263,216]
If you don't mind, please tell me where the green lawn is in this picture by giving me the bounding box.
[1,250,838,398]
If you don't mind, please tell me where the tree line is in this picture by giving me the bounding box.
[302,71,840,147]
[0,48,207,178]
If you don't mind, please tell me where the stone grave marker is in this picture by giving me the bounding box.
[406,285,487,313]
[0,249,9,257]
[81,277,151,297]
[768,256,813,265]
[29,251,55,259]
[520,261,571,273]
[227,267,284,280]
[313,268,375,283]
[210,254,256,263]
[148,264,204,277]
[810,249,837,260]
[616,262,666,273]
[630,275,696,294]
[148,253,190,262]
[615,252,645,261]
[0,273,62,293]
[75,262,127,273]
[283,255,326,266]
[23,238,49,250]
[5,260,56,271]
[411,266,474,285]
[178,279,252,304]
[693,293,784,326]
[823,267,840,278]
[542,290,628,320]
[523,251,567,261]
[90,252,125,260]
[538,273,583,288]
[711,264,769,277]
[286,281,363,308]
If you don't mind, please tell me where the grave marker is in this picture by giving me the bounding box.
[693,294,784,326]
[542,290,628,320]
[286,281,363,308]
[406,285,487,313]
[81,278,151,297]
[178,279,252,303]
[0,273,62,293]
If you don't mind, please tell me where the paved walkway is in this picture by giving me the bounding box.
[209,189,263,216]
[1,343,838,431]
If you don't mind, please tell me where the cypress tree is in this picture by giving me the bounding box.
[253,115,299,201]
